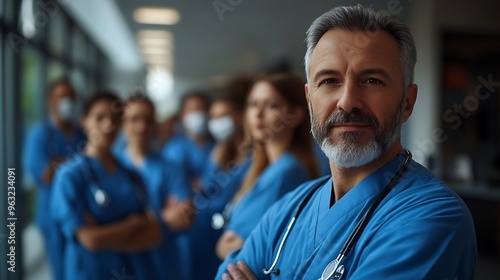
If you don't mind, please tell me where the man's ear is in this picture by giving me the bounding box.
[304,83,310,104]
[402,84,418,123]
[305,83,314,112]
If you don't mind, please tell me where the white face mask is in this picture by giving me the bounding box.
[183,111,208,136]
[208,116,235,142]
[58,97,75,122]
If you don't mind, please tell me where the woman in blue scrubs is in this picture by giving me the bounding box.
[161,91,215,278]
[189,89,252,279]
[162,92,215,191]
[51,91,162,280]
[215,73,320,260]
[116,94,196,279]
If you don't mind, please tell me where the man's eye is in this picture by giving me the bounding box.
[364,78,384,85]
[320,78,340,86]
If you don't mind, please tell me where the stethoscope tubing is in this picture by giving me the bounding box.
[82,155,150,210]
[262,150,412,277]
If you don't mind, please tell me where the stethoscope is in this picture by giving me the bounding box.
[262,150,412,279]
[82,155,149,209]
[211,202,234,230]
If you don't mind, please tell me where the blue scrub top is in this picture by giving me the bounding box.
[23,121,86,229]
[186,156,252,280]
[51,154,159,280]
[162,134,215,184]
[23,121,86,280]
[216,153,478,279]
[197,156,252,214]
[227,152,311,240]
[116,151,192,209]
[115,151,192,280]
[161,134,215,279]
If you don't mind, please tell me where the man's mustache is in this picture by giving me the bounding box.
[324,110,379,132]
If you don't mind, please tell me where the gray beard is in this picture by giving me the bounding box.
[310,100,403,168]
[320,132,383,168]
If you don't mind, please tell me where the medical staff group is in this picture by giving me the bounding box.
[23,5,477,280]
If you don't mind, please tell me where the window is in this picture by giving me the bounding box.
[1,1,110,278]
[0,0,4,19]
[47,58,64,82]
[20,0,36,39]
[71,66,86,96]
[21,46,43,127]
[48,11,68,58]
[71,26,86,65]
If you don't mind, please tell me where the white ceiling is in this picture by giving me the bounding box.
[63,0,143,71]
[79,0,499,95]
[114,0,400,87]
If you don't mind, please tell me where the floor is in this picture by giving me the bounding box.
[23,224,52,280]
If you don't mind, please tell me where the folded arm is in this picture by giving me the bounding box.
[76,212,162,252]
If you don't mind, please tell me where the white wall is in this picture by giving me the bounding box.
[405,0,440,167]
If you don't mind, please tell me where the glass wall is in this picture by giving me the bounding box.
[0,0,109,279]
[20,46,43,128]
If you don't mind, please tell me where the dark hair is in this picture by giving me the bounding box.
[213,91,248,113]
[219,76,254,111]
[125,92,156,115]
[179,90,211,113]
[83,90,123,117]
[47,77,74,97]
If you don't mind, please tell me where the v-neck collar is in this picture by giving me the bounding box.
[312,153,408,246]
[85,155,118,176]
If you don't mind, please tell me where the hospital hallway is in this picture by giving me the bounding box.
[1,0,500,279]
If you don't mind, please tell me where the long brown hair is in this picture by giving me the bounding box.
[231,73,319,203]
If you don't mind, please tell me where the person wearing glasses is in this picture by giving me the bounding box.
[51,91,161,280]
[217,5,477,280]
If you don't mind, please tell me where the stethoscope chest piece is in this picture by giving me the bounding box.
[93,187,110,207]
[211,203,233,230]
[211,213,226,230]
[320,259,344,280]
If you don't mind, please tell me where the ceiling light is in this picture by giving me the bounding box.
[134,7,180,25]
[141,46,172,55]
[139,38,172,48]
[137,30,172,39]
[143,55,172,64]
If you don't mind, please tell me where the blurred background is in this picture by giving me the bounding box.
[0,0,499,279]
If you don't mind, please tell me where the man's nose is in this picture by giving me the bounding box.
[336,81,362,113]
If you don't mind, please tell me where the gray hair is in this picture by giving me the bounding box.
[304,5,417,90]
